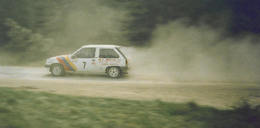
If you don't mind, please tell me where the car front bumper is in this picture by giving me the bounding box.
[44,64,51,72]
[45,64,51,68]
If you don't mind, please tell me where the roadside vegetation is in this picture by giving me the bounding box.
[0,87,259,128]
[1,0,260,65]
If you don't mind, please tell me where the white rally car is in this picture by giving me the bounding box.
[45,45,128,78]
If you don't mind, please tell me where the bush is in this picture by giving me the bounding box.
[3,18,54,62]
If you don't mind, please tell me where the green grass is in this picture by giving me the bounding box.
[0,87,259,128]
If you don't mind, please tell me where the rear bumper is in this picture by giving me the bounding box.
[120,66,129,74]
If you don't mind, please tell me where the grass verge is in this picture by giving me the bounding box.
[0,87,259,128]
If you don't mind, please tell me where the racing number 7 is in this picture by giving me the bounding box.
[83,62,86,69]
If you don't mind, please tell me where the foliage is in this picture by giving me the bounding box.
[0,0,260,64]
[106,0,260,45]
[0,87,259,128]
[3,18,53,61]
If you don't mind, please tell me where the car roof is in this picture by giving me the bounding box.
[82,45,120,48]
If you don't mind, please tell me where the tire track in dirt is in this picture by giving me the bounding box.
[0,66,260,109]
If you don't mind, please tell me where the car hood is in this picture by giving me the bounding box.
[49,54,70,59]
[47,55,71,62]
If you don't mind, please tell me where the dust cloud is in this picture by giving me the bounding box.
[43,1,260,82]
[1,0,259,82]
[45,1,260,82]
[126,20,260,82]
[46,0,128,54]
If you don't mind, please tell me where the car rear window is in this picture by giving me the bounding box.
[116,48,127,59]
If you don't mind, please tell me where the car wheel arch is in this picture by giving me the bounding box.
[50,63,64,71]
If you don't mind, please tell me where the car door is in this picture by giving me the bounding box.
[97,48,121,71]
[71,47,98,72]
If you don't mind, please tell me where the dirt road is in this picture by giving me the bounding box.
[0,66,259,109]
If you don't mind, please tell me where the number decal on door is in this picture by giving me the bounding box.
[83,62,86,69]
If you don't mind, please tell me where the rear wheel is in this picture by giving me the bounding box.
[50,64,65,76]
[107,67,121,78]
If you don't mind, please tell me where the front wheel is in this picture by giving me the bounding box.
[107,67,121,78]
[50,64,65,76]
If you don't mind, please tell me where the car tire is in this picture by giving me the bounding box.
[107,67,121,78]
[50,64,65,76]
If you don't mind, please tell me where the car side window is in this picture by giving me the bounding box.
[76,48,96,58]
[99,49,119,58]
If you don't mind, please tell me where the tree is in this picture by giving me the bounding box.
[4,18,53,62]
